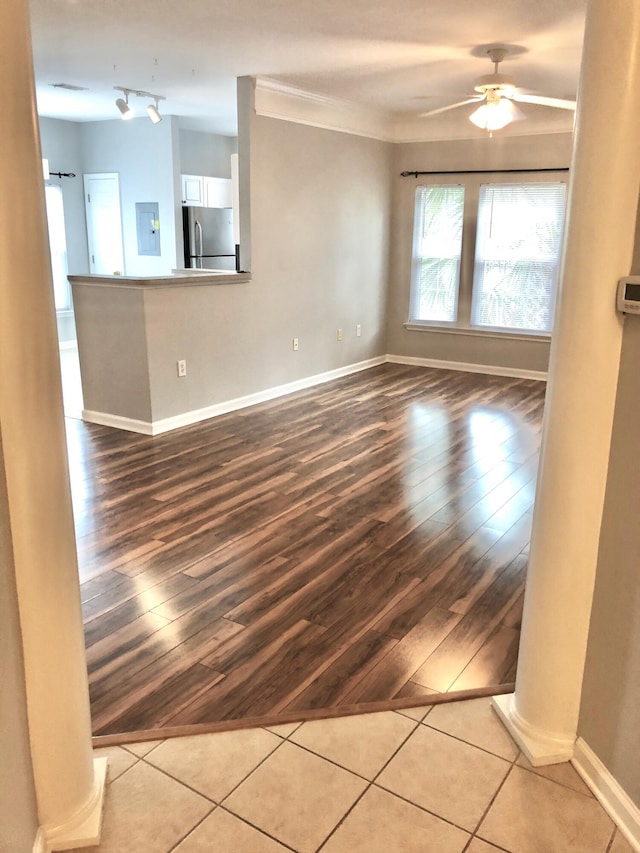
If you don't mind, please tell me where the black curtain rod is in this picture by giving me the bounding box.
[401,167,569,178]
[48,171,76,179]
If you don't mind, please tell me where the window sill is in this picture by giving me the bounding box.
[403,323,551,343]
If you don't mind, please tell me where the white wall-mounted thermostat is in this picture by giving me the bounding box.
[617,277,640,314]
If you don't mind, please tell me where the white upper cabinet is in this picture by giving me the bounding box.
[181,174,203,206]
[181,174,232,208]
[204,177,232,209]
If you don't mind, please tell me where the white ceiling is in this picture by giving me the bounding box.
[29,0,586,138]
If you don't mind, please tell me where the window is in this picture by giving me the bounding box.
[472,184,566,333]
[408,178,567,336]
[45,184,71,312]
[409,185,464,324]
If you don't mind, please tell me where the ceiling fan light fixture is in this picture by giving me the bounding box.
[474,74,516,97]
[469,96,522,132]
[419,45,574,130]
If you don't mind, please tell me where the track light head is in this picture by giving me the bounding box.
[115,94,134,120]
[114,86,165,123]
[147,100,162,124]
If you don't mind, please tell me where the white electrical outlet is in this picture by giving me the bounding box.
[293,338,299,351]
[177,359,187,377]
[337,328,343,341]
[356,324,362,337]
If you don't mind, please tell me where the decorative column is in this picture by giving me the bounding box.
[493,0,640,764]
[0,0,107,847]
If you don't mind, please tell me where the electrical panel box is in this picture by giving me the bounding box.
[136,202,160,256]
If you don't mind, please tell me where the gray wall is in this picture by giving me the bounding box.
[143,114,392,421]
[386,132,574,373]
[0,437,39,853]
[179,129,237,178]
[72,114,392,425]
[577,208,640,807]
[73,284,153,422]
[80,116,181,276]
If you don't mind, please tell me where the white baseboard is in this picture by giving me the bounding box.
[572,738,640,852]
[82,353,544,436]
[83,356,386,435]
[45,756,108,851]
[491,694,575,766]
[386,353,548,382]
[82,410,154,435]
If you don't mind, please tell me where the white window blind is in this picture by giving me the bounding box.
[410,185,465,324]
[471,183,566,333]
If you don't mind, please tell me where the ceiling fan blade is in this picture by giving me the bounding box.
[511,93,577,111]
[419,97,483,118]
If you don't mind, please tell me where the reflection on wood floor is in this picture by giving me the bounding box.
[67,364,545,737]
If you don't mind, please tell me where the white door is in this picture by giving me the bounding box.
[84,173,125,274]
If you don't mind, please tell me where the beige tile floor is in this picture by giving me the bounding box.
[70,697,634,853]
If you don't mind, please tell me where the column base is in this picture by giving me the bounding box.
[44,757,108,851]
[492,694,575,767]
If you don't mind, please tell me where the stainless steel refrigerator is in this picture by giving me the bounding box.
[182,206,238,271]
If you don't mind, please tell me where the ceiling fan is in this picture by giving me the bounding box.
[420,47,577,133]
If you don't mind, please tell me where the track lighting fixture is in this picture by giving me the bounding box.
[114,87,165,123]
[115,91,134,120]
[147,98,162,124]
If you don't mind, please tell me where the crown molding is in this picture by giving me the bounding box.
[254,77,576,144]
[389,113,575,144]
[254,78,394,141]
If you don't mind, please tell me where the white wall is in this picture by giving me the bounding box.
[179,129,237,178]
[80,116,181,276]
[386,132,574,373]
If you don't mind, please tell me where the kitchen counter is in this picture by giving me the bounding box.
[69,270,253,435]
[69,270,251,289]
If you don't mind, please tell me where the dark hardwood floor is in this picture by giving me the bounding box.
[66,364,545,739]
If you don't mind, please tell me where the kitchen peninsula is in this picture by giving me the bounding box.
[70,271,251,435]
